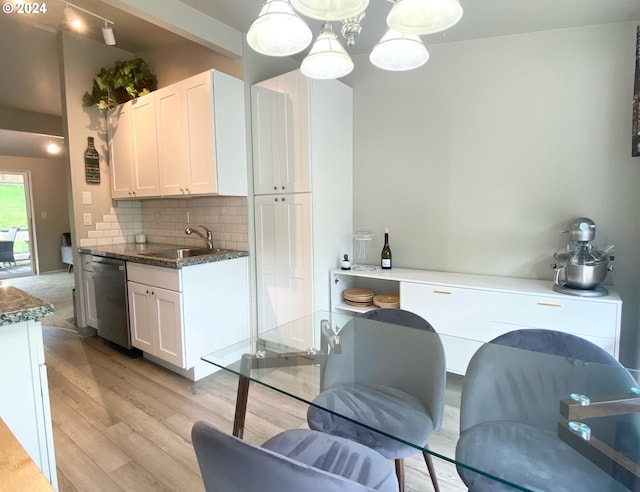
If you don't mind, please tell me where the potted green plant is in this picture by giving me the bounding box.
[82,58,158,110]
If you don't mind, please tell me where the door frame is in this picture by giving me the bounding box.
[0,170,38,276]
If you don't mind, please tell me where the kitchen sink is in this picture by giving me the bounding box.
[145,248,220,259]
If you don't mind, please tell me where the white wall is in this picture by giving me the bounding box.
[349,22,640,366]
[59,32,134,250]
[138,40,243,85]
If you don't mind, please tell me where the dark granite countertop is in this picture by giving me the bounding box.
[0,284,54,326]
[77,243,249,269]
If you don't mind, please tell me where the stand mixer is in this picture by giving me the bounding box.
[552,218,614,297]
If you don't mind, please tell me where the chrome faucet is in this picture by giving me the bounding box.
[185,225,213,250]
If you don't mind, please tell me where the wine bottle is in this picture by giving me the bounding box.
[381,228,392,269]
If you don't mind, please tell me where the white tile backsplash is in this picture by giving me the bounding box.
[78,196,249,251]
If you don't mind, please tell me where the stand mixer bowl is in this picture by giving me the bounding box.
[553,254,612,289]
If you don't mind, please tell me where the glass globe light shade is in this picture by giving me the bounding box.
[387,0,463,35]
[247,0,313,56]
[301,24,354,79]
[291,0,369,21]
[370,29,429,71]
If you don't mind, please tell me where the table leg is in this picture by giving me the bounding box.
[232,375,250,439]
[232,353,252,439]
[229,349,326,439]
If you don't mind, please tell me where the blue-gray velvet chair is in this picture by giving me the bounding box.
[307,309,446,492]
[191,421,399,492]
[456,328,638,492]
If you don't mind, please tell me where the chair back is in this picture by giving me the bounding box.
[191,421,375,492]
[1,227,18,241]
[323,309,446,431]
[460,328,637,433]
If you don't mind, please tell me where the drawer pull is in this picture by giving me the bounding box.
[433,290,452,295]
[537,302,561,308]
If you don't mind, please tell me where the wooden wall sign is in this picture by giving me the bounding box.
[84,136,100,184]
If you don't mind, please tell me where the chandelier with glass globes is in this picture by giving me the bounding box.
[246,0,464,79]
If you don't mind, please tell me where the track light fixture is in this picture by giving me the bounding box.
[102,22,116,45]
[63,1,116,46]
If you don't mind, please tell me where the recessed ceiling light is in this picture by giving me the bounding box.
[47,142,61,155]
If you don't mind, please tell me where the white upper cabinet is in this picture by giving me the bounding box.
[130,95,161,197]
[109,96,161,199]
[108,103,132,198]
[110,69,248,199]
[155,83,186,196]
[252,71,311,195]
[180,71,217,195]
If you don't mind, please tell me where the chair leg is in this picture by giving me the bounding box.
[422,449,440,492]
[394,459,405,492]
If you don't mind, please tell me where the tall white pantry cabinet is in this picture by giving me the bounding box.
[252,70,353,335]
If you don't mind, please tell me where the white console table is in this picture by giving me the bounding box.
[330,267,622,375]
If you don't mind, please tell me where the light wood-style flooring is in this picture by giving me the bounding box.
[43,326,467,492]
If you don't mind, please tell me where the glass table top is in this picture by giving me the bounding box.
[202,310,640,491]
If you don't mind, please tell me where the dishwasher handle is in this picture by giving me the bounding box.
[92,258,126,271]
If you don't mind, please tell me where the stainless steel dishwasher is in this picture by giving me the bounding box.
[92,256,131,349]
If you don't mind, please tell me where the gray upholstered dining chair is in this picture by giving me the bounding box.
[456,328,638,492]
[191,420,399,492]
[307,309,446,492]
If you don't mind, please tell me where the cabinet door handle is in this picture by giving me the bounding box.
[281,186,285,190]
[537,302,561,308]
[282,197,286,202]
[273,186,278,190]
[274,197,278,202]
[433,290,452,295]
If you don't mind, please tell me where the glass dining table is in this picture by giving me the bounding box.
[202,310,640,492]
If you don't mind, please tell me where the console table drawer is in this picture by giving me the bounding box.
[492,293,618,340]
[401,282,493,341]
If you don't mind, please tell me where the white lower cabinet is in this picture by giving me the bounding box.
[127,257,250,380]
[128,281,184,367]
[0,320,57,489]
[81,254,97,328]
[254,193,313,335]
[330,268,622,375]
